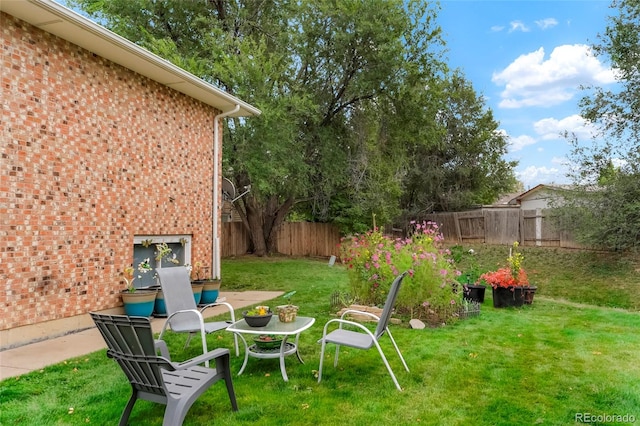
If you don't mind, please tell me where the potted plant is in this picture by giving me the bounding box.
[152,243,197,316]
[463,278,486,303]
[451,246,486,304]
[121,258,157,317]
[253,334,283,350]
[190,261,221,305]
[242,305,273,327]
[477,242,537,308]
[155,242,180,266]
[468,248,485,303]
[276,291,298,323]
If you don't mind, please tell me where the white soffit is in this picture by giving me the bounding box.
[0,0,261,117]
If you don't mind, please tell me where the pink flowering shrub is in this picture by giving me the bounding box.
[340,221,463,320]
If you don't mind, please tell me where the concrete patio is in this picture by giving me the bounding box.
[0,291,282,381]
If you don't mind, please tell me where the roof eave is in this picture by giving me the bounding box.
[0,0,261,118]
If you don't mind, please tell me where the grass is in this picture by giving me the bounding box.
[1,247,640,425]
[452,244,640,310]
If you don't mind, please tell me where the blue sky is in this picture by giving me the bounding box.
[437,0,618,189]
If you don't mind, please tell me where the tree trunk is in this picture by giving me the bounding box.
[240,194,295,257]
[264,195,295,254]
[243,195,267,256]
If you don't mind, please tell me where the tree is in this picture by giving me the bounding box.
[560,0,640,251]
[72,0,516,253]
[73,0,446,250]
[400,72,517,216]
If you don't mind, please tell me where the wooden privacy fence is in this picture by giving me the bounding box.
[425,207,581,248]
[221,222,251,257]
[221,208,581,258]
[221,222,341,258]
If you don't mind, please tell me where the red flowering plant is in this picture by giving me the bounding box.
[478,241,529,289]
[339,221,463,321]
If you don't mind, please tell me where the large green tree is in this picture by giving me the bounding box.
[559,0,640,251]
[72,0,516,253]
[400,72,516,216]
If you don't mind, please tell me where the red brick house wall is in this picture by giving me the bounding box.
[0,12,222,334]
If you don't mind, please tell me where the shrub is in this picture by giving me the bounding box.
[450,245,483,284]
[340,221,463,322]
[477,241,530,288]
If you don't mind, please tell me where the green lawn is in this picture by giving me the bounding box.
[1,248,639,425]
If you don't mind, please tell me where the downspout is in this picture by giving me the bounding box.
[212,104,240,280]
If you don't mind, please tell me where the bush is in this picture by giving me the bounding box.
[339,221,463,322]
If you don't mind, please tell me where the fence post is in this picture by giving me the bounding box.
[453,212,462,242]
[534,208,541,246]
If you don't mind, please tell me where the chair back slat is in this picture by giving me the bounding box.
[91,313,170,398]
[156,267,201,330]
[374,271,408,339]
[156,267,196,311]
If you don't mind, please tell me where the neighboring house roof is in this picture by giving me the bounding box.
[492,184,574,207]
[513,184,573,204]
[493,191,522,206]
[511,184,548,205]
[0,0,261,118]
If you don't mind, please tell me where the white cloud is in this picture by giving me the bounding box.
[491,25,505,32]
[535,18,558,30]
[492,44,618,109]
[509,134,537,152]
[509,21,530,32]
[533,114,598,140]
[551,156,569,166]
[516,165,567,188]
[612,157,628,170]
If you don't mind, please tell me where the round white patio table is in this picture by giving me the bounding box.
[226,316,315,381]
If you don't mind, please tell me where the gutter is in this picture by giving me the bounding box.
[212,105,240,279]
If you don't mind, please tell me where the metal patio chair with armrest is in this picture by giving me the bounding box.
[90,312,238,426]
[317,271,410,391]
[156,267,239,366]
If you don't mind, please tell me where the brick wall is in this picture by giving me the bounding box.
[0,13,221,331]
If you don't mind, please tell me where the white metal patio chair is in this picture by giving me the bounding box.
[317,271,410,391]
[90,312,238,426]
[156,267,238,366]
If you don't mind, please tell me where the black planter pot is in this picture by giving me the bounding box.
[492,287,512,308]
[492,286,537,308]
[523,286,538,304]
[463,285,486,303]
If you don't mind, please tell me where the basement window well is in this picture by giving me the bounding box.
[132,235,192,289]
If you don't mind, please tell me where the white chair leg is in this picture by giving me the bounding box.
[317,340,327,383]
[233,333,239,357]
[184,333,193,349]
[386,328,409,372]
[236,334,250,376]
[199,331,210,367]
[373,340,402,391]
